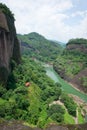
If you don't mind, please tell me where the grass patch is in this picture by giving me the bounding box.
[0,98,7,105]
[78,108,85,124]
[64,111,75,124]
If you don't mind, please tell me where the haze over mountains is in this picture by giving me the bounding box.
[0,3,87,130]
[18,32,63,62]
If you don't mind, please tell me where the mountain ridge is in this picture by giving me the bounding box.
[18,32,63,62]
[54,38,87,93]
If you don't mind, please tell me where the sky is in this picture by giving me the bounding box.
[0,0,87,42]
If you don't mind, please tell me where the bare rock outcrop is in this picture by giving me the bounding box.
[0,121,87,130]
[0,10,21,83]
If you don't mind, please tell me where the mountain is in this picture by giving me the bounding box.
[53,38,87,93]
[0,4,87,130]
[50,40,66,48]
[0,3,21,84]
[18,32,63,62]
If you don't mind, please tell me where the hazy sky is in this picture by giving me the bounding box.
[1,0,87,42]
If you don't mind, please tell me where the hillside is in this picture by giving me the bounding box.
[53,38,87,93]
[18,32,63,62]
[1,55,87,127]
[0,3,87,130]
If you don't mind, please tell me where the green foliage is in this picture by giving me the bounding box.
[41,85,61,101]
[78,108,85,124]
[0,67,9,83]
[54,51,87,78]
[18,32,63,62]
[17,95,29,110]
[48,104,65,123]
[28,83,42,125]
[0,98,16,119]
[2,89,13,100]
[81,77,87,89]
[14,86,28,95]
[67,38,87,45]
[48,104,65,115]
[60,93,77,117]
[0,85,7,97]
[51,113,64,123]
[0,56,63,127]
[6,72,16,89]
[64,111,75,124]
[54,38,87,94]
[0,3,14,21]
[0,56,81,127]
[0,3,16,41]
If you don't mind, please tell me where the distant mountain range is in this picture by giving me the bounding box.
[17,32,63,62]
[49,40,66,48]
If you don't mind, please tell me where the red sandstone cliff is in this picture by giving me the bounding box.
[0,10,21,83]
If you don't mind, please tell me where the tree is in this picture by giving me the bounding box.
[0,85,7,97]
[60,93,77,117]
[48,104,65,123]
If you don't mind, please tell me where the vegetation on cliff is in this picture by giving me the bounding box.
[0,56,83,128]
[0,3,14,20]
[0,3,21,83]
[0,3,86,130]
[18,32,63,62]
[67,38,87,45]
[54,38,87,93]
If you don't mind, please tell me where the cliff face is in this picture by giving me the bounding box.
[0,10,21,83]
[66,43,87,54]
[54,38,87,93]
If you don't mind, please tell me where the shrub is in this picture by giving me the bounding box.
[48,104,65,123]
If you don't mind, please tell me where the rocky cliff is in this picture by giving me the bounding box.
[54,38,87,93]
[0,4,21,84]
[0,121,87,130]
[66,43,87,54]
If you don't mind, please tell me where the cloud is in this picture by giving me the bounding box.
[0,0,87,42]
[71,10,87,17]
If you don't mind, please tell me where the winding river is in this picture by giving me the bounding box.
[45,65,87,103]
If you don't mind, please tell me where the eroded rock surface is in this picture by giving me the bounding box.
[0,11,21,83]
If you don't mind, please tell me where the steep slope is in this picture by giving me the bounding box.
[18,32,63,62]
[54,38,87,93]
[0,3,21,84]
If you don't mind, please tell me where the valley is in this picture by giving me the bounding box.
[0,3,87,130]
[45,65,87,103]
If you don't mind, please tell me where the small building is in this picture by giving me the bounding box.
[25,82,31,87]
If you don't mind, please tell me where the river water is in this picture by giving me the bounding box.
[45,65,87,103]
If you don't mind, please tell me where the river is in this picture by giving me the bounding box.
[45,65,87,103]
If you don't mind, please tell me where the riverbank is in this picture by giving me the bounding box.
[45,65,87,103]
[69,81,87,94]
[34,60,87,102]
[68,82,86,94]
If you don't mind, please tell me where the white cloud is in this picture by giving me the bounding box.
[71,10,87,17]
[0,0,87,42]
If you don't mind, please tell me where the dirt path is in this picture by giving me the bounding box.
[49,100,80,124]
[73,107,78,124]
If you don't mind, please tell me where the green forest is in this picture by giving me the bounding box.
[18,32,63,62]
[54,38,87,92]
[0,3,87,130]
[1,56,84,128]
